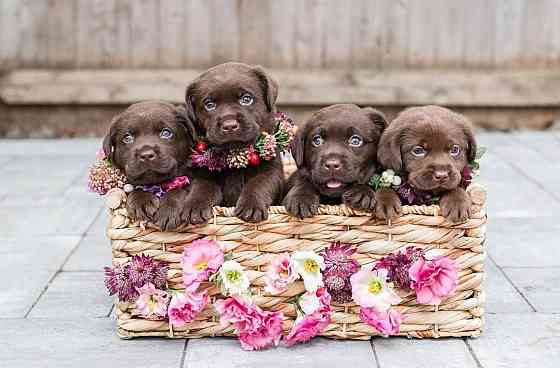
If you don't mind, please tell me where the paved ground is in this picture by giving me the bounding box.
[0,132,559,368]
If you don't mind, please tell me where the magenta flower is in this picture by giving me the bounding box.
[409,256,459,305]
[168,290,210,327]
[360,306,402,336]
[181,240,224,292]
[320,242,359,303]
[215,296,284,351]
[104,263,139,302]
[284,288,332,346]
[264,253,298,295]
[135,283,170,320]
[191,148,227,172]
[375,247,425,289]
[128,254,168,289]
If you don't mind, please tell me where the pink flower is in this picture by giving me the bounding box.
[215,296,284,351]
[350,266,401,311]
[181,240,224,292]
[360,307,402,336]
[168,290,209,327]
[409,256,459,305]
[264,253,298,294]
[162,176,190,192]
[135,283,169,320]
[284,288,332,346]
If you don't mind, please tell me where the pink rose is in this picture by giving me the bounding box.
[264,253,298,294]
[215,296,284,351]
[168,290,209,327]
[135,283,169,320]
[409,256,459,305]
[181,240,224,292]
[284,288,332,346]
[360,306,402,335]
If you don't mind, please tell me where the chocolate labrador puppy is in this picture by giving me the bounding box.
[102,101,197,230]
[284,104,387,218]
[183,62,284,223]
[375,105,477,222]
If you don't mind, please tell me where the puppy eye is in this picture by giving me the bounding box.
[122,132,134,144]
[449,144,461,156]
[239,93,254,106]
[312,134,324,147]
[411,145,427,157]
[348,134,363,147]
[203,99,217,112]
[160,128,174,140]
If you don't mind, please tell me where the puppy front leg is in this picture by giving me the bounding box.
[439,187,472,223]
[183,175,222,225]
[374,188,402,220]
[155,188,189,231]
[343,184,376,211]
[283,172,321,219]
[234,162,283,223]
[127,191,160,223]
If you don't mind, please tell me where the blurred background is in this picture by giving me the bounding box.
[1,0,560,137]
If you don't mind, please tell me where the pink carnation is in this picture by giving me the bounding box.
[360,307,402,336]
[135,283,169,320]
[181,240,224,292]
[215,296,284,351]
[168,290,209,327]
[409,256,459,305]
[284,288,332,346]
[264,253,298,294]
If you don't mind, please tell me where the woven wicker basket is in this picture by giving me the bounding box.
[105,162,486,340]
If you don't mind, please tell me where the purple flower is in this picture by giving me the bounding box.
[104,263,139,302]
[320,242,360,303]
[191,148,227,171]
[460,166,473,188]
[128,254,168,289]
[375,247,425,289]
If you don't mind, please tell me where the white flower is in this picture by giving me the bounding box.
[219,260,250,296]
[299,291,321,315]
[391,175,402,186]
[382,169,395,178]
[350,265,401,311]
[292,251,325,292]
[380,170,396,187]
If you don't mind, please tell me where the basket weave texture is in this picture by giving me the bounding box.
[105,164,487,340]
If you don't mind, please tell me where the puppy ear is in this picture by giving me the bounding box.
[291,124,306,168]
[252,65,279,112]
[463,121,478,163]
[362,107,388,134]
[184,82,202,132]
[174,103,198,143]
[377,125,403,172]
[102,114,120,163]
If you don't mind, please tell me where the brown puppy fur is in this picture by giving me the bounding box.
[102,101,197,230]
[183,62,284,223]
[375,105,477,222]
[284,104,387,218]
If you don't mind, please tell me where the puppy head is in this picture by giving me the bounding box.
[292,104,387,197]
[378,105,477,192]
[185,62,278,146]
[102,101,196,185]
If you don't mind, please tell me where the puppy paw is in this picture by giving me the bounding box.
[283,190,320,219]
[342,184,376,211]
[154,189,188,231]
[127,191,160,223]
[182,197,214,225]
[440,188,472,223]
[374,188,402,220]
[234,196,269,223]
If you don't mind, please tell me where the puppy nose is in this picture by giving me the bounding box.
[221,119,240,133]
[433,170,449,181]
[138,149,157,162]
[324,158,342,171]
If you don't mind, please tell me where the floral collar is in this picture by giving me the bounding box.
[191,112,296,171]
[124,176,190,198]
[369,147,485,205]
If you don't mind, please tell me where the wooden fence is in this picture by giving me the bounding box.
[1,0,560,70]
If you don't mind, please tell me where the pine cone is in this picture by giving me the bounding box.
[226,148,249,169]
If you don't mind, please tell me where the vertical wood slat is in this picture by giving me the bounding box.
[159,0,185,68]
[494,0,525,68]
[76,0,117,68]
[130,0,160,67]
[185,0,212,67]
[378,0,409,69]
[294,0,325,68]
[407,0,438,68]
[350,0,381,69]
[522,0,558,68]
[323,0,353,68]
[269,0,296,68]
[434,0,465,67]
[210,0,240,64]
[47,0,77,68]
[462,0,494,69]
[239,0,270,66]
[114,0,132,67]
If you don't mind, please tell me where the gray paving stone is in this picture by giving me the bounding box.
[184,337,376,368]
[485,259,532,313]
[469,313,560,368]
[488,217,560,267]
[86,208,110,236]
[0,267,56,318]
[513,132,560,162]
[503,267,560,313]
[63,236,111,271]
[28,272,112,318]
[0,318,185,368]
[0,138,100,156]
[374,338,478,368]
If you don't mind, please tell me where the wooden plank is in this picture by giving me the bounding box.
[209,0,240,64]
[407,0,437,67]
[462,0,494,69]
[130,0,159,67]
[159,0,185,68]
[350,0,381,68]
[239,0,270,65]
[323,0,352,68]
[547,0,560,67]
[184,0,211,67]
[378,0,409,69]
[294,0,325,68]
[434,0,465,67]
[494,0,525,68]
[47,0,77,68]
[5,69,560,107]
[522,0,557,68]
[114,0,132,67]
[269,0,296,67]
[76,0,117,67]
